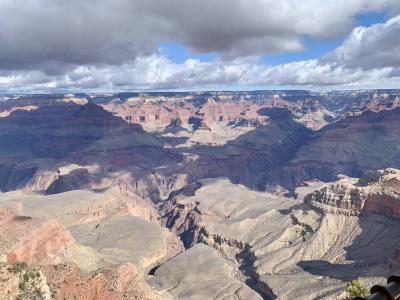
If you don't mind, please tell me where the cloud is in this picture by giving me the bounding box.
[1,54,398,93]
[152,0,396,58]
[325,15,400,69]
[0,1,400,92]
[0,0,397,72]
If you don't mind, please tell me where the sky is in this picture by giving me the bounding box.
[0,0,400,93]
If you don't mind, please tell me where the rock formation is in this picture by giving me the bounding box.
[0,208,72,265]
[305,168,400,218]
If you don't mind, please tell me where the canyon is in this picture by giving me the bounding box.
[0,90,400,299]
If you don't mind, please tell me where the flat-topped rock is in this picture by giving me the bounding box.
[71,215,181,271]
[151,243,262,300]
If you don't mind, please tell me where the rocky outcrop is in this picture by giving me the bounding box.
[0,209,73,265]
[188,116,211,131]
[43,262,156,300]
[165,118,186,133]
[305,168,400,218]
[304,178,365,216]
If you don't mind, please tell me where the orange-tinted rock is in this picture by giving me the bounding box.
[43,262,154,300]
[0,212,73,265]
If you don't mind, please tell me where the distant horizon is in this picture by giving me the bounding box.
[1,88,400,96]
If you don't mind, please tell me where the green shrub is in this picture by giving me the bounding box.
[346,279,369,298]
[358,171,381,186]
[7,262,48,299]
[8,262,28,274]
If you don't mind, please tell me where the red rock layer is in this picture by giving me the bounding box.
[43,262,154,300]
[0,212,72,265]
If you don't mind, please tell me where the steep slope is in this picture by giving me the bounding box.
[0,102,159,160]
[272,108,400,191]
[0,208,72,265]
[0,102,180,193]
[150,244,262,300]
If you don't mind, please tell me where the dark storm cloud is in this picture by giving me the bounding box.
[0,0,160,71]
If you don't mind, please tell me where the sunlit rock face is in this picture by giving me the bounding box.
[0,207,73,265]
[305,168,400,218]
[100,91,330,132]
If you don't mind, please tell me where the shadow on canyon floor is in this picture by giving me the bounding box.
[297,214,400,281]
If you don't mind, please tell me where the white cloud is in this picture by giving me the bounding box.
[325,15,400,69]
[1,54,399,93]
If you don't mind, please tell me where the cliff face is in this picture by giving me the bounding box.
[0,101,180,195]
[180,108,312,191]
[300,109,400,169]
[0,208,73,265]
[98,90,400,135]
[273,108,400,191]
[304,168,400,218]
[101,93,330,131]
[0,102,160,161]
[164,107,400,193]
[304,178,365,216]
